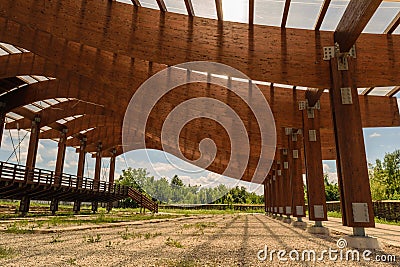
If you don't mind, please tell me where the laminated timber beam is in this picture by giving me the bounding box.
[334,0,382,52]
[6,100,114,130]
[155,0,167,12]
[384,11,400,34]
[249,0,254,25]
[281,0,291,28]
[2,0,400,87]
[315,0,331,30]
[184,0,195,16]
[215,0,223,21]
[329,57,375,228]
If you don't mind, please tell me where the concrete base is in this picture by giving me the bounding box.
[291,221,307,229]
[283,218,292,224]
[276,215,284,220]
[342,235,380,250]
[307,226,330,235]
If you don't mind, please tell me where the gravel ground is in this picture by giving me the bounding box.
[1,214,400,266]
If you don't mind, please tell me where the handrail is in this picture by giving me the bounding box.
[0,161,129,195]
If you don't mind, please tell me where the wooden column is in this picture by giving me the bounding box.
[287,129,306,218]
[107,149,116,212]
[264,178,268,213]
[329,57,374,228]
[0,103,6,148]
[280,148,292,216]
[74,138,86,214]
[93,143,102,191]
[276,157,284,215]
[271,161,278,214]
[25,116,41,182]
[92,143,102,213]
[302,104,328,222]
[76,138,87,188]
[108,149,116,188]
[54,129,67,186]
[267,174,272,213]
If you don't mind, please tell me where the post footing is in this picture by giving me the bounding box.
[307,225,330,235]
[291,220,307,229]
[342,235,380,250]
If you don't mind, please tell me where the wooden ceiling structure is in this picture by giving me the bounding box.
[0,0,400,226]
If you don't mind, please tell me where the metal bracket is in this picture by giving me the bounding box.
[299,101,307,111]
[282,149,288,155]
[307,108,315,119]
[323,43,356,71]
[340,87,353,104]
[283,162,289,169]
[309,130,317,142]
[352,203,370,223]
[293,150,299,159]
[285,128,292,135]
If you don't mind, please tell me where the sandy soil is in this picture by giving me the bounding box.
[1,214,400,267]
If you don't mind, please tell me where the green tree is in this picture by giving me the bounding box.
[171,175,184,187]
[324,174,340,201]
[369,150,400,200]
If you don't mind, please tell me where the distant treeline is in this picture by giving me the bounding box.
[116,168,264,206]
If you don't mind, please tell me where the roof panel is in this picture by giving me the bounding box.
[287,0,323,29]
[164,0,187,14]
[192,0,218,20]
[222,0,248,24]
[319,0,349,31]
[364,2,400,33]
[254,0,285,27]
[140,0,158,9]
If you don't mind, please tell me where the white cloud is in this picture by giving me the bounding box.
[369,132,381,138]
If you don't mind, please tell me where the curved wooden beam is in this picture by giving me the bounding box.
[6,100,115,130]
[1,0,400,87]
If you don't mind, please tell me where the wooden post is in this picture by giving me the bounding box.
[54,129,67,186]
[302,104,328,222]
[92,143,102,213]
[25,116,41,182]
[264,178,268,213]
[0,103,6,148]
[76,138,87,189]
[287,129,306,219]
[271,161,278,214]
[93,143,102,191]
[107,149,116,212]
[276,157,284,215]
[329,57,374,229]
[280,148,292,216]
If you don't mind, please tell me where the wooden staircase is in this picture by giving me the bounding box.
[128,188,158,213]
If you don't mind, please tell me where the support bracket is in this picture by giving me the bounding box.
[323,43,356,71]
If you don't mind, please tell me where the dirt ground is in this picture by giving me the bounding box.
[1,213,400,267]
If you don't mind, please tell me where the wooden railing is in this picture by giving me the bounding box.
[0,161,158,212]
[128,188,158,213]
[0,161,128,195]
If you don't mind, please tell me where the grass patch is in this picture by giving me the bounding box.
[50,233,64,244]
[165,237,183,248]
[5,222,34,234]
[328,211,400,226]
[85,234,102,243]
[0,246,14,259]
[144,232,162,239]
[182,222,216,230]
[119,227,142,240]
[159,208,264,215]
